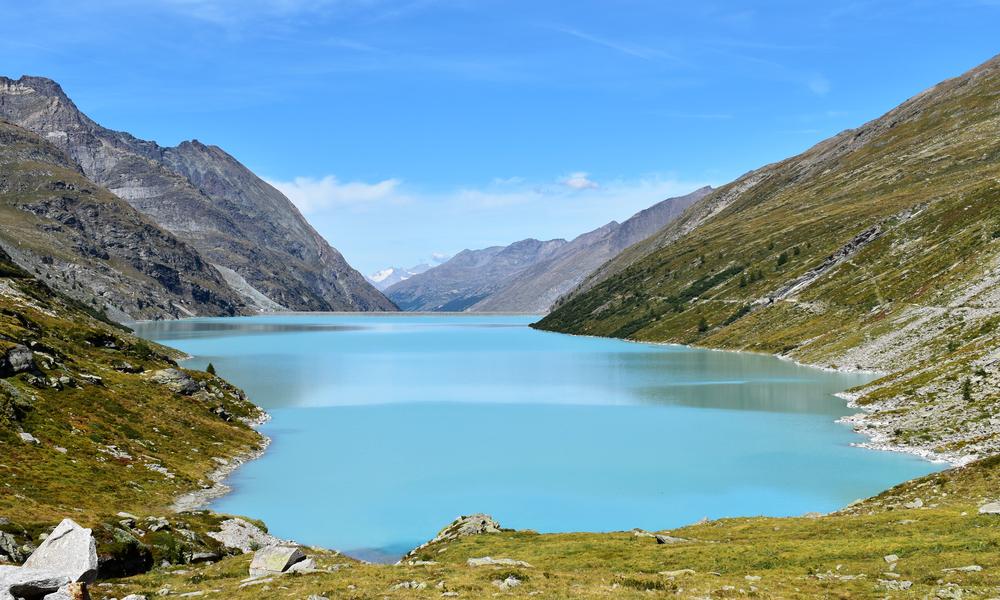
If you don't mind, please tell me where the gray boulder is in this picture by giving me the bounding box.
[978,501,1000,514]
[467,557,532,568]
[0,565,71,599]
[0,345,34,377]
[248,545,305,577]
[655,534,689,545]
[148,369,200,395]
[22,519,98,584]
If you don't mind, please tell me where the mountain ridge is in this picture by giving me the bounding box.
[0,120,247,320]
[387,187,711,312]
[0,75,394,313]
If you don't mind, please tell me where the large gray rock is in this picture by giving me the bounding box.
[148,369,200,395]
[978,501,1000,514]
[248,545,305,577]
[0,346,33,377]
[467,556,532,568]
[0,565,71,599]
[22,519,98,584]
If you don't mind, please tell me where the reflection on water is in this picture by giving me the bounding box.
[135,314,938,561]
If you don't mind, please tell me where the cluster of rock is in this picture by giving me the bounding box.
[146,368,265,426]
[0,519,96,600]
[400,513,502,562]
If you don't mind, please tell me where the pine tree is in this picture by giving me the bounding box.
[206,362,217,376]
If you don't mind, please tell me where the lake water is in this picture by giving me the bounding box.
[134,314,939,562]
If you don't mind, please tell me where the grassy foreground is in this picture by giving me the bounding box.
[104,457,1000,599]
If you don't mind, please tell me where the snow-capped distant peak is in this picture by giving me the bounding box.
[369,268,397,283]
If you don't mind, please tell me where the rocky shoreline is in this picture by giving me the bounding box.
[171,413,271,513]
[836,391,980,468]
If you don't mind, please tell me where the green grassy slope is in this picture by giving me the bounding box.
[0,246,265,527]
[538,54,1000,461]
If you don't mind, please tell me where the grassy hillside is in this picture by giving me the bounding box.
[0,246,265,526]
[538,54,1000,462]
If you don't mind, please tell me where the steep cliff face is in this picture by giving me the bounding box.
[386,239,568,311]
[0,120,246,320]
[472,187,711,312]
[0,76,394,312]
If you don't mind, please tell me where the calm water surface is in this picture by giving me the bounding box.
[134,314,939,561]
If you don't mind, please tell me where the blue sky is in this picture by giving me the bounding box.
[2,1,998,274]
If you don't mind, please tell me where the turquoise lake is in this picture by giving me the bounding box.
[133,314,939,562]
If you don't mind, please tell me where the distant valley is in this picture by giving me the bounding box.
[385,186,711,312]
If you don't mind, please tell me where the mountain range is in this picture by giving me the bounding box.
[0,76,394,318]
[386,187,711,312]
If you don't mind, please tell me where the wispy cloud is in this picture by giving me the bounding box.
[270,171,712,215]
[266,175,406,213]
[562,171,599,190]
[552,26,681,62]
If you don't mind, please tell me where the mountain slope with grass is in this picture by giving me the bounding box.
[538,53,1000,462]
[0,75,394,312]
[0,120,248,320]
[0,243,265,529]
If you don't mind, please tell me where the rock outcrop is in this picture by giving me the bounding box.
[0,345,33,377]
[401,514,502,562]
[205,518,282,554]
[0,76,394,313]
[1,519,97,600]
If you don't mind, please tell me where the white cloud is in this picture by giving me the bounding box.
[266,175,404,213]
[562,171,599,190]
[430,252,450,263]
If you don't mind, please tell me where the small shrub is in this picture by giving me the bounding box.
[962,378,973,402]
[206,363,216,376]
[777,252,789,266]
[698,317,709,333]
